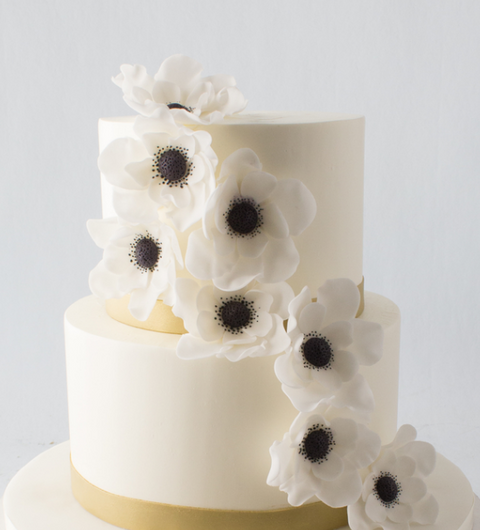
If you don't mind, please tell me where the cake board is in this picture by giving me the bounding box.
[2,442,477,530]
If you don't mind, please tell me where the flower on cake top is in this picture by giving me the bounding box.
[274,278,383,418]
[98,107,218,232]
[113,54,248,124]
[348,425,439,530]
[172,278,293,362]
[267,405,381,508]
[185,148,317,291]
[88,217,183,321]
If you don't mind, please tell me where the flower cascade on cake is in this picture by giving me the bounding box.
[97,106,218,231]
[275,278,384,419]
[185,148,317,291]
[88,217,182,321]
[267,404,381,507]
[348,424,439,529]
[113,54,248,124]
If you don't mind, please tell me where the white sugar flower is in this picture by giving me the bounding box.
[112,54,247,124]
[348,425,439,530]
[172,278,293,362]
[275,279,383,417]
[267,406,381,508]
[98,107,218,231]
[185,148,316,291]
[88,217,183,321]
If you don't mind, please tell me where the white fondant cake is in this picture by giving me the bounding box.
[3,56,474,530]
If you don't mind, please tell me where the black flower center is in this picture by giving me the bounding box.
[224,197,263,237]
[374,473,402,507]
[303,336,333,368]
[167,103,193,112]
[299,425,334,464]
[221,301,251,330]
[158,149,187,184]
[129,232,161,273]
[152,146,192,188]
[214,295,257,335]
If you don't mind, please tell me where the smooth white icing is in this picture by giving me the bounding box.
[2,443,474,530]
[65,292,399,511]
[98,112,365,294]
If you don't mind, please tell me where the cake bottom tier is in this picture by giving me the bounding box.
[2,442,475,530]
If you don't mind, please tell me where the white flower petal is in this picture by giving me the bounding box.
[260,315,291,356]
[317,461,362,508]
[240,171,277,203]
[212,174,240,235]
[267,433,293,487]
[141,132,174,157]
[400,477,427,504]
[245,310,272,337]
[172,278,200,334]
[329,374,376,422]
[285,475,317,507]
[177,334,221,360]
[125,158,154,188]
[392,455,416,479]
[321,321,354,350]
[112,188,158,224]
[158,182,191,209]
[244,289,273,313]
[282,383,328,412]
[398,441,436,477]
[275,352,305,389]
[287,286,312,334]
[134,110,180,138]
[316,278,360,327]
[256,282,294,319]
[237,232,269,258]
[311,451,344,481]
[350,319,384,366]
[411,494,439,525]
[298,302,326,335]
[151,80,181,105]
[87,217,119,249]
[212,256,262,291]
[186,230,232,281]
[386,425,417,450]
[259,235,300,283]
[262,202,290,239]
[269,179,316,236]
[128,286,160,321]
[197,310,224,342]
[212,229,236,256]
[349,424,381,469]
[332,350,359,382]
[330,418,358,450]
[365,493,387,522]
[154,54,203,95]
[103,245,130,275]
[219,148,262,183]
[98,138,148,190]
[389,502,413,523]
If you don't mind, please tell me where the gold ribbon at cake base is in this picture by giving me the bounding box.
[106,278,364,335]
[71,459,347,530]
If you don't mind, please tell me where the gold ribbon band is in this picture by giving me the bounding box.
[71,459,347,530]
[106,278,365,335]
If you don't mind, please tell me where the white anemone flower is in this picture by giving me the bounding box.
[348,425,439,530]
[172,278,293,362]
[87,217,183,321]
[267,405,381,508]
[112,54,248,124]
[185,148,317,291]
[274,279,383,417]
[98,107,218,231]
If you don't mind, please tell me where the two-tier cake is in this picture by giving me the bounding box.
[2,55,475,530]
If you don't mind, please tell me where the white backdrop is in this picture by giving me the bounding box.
[1,0,479,498]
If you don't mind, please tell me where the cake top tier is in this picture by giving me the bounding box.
[98,112,365,296]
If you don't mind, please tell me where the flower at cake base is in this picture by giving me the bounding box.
[185,148,317,291]
[87,217,183,320]
[172,278,293,361]
[348,425,439,530]
[98,107,217,231]
[112,54,248,124]
[267,406,381,507]
[274,278,383,418]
